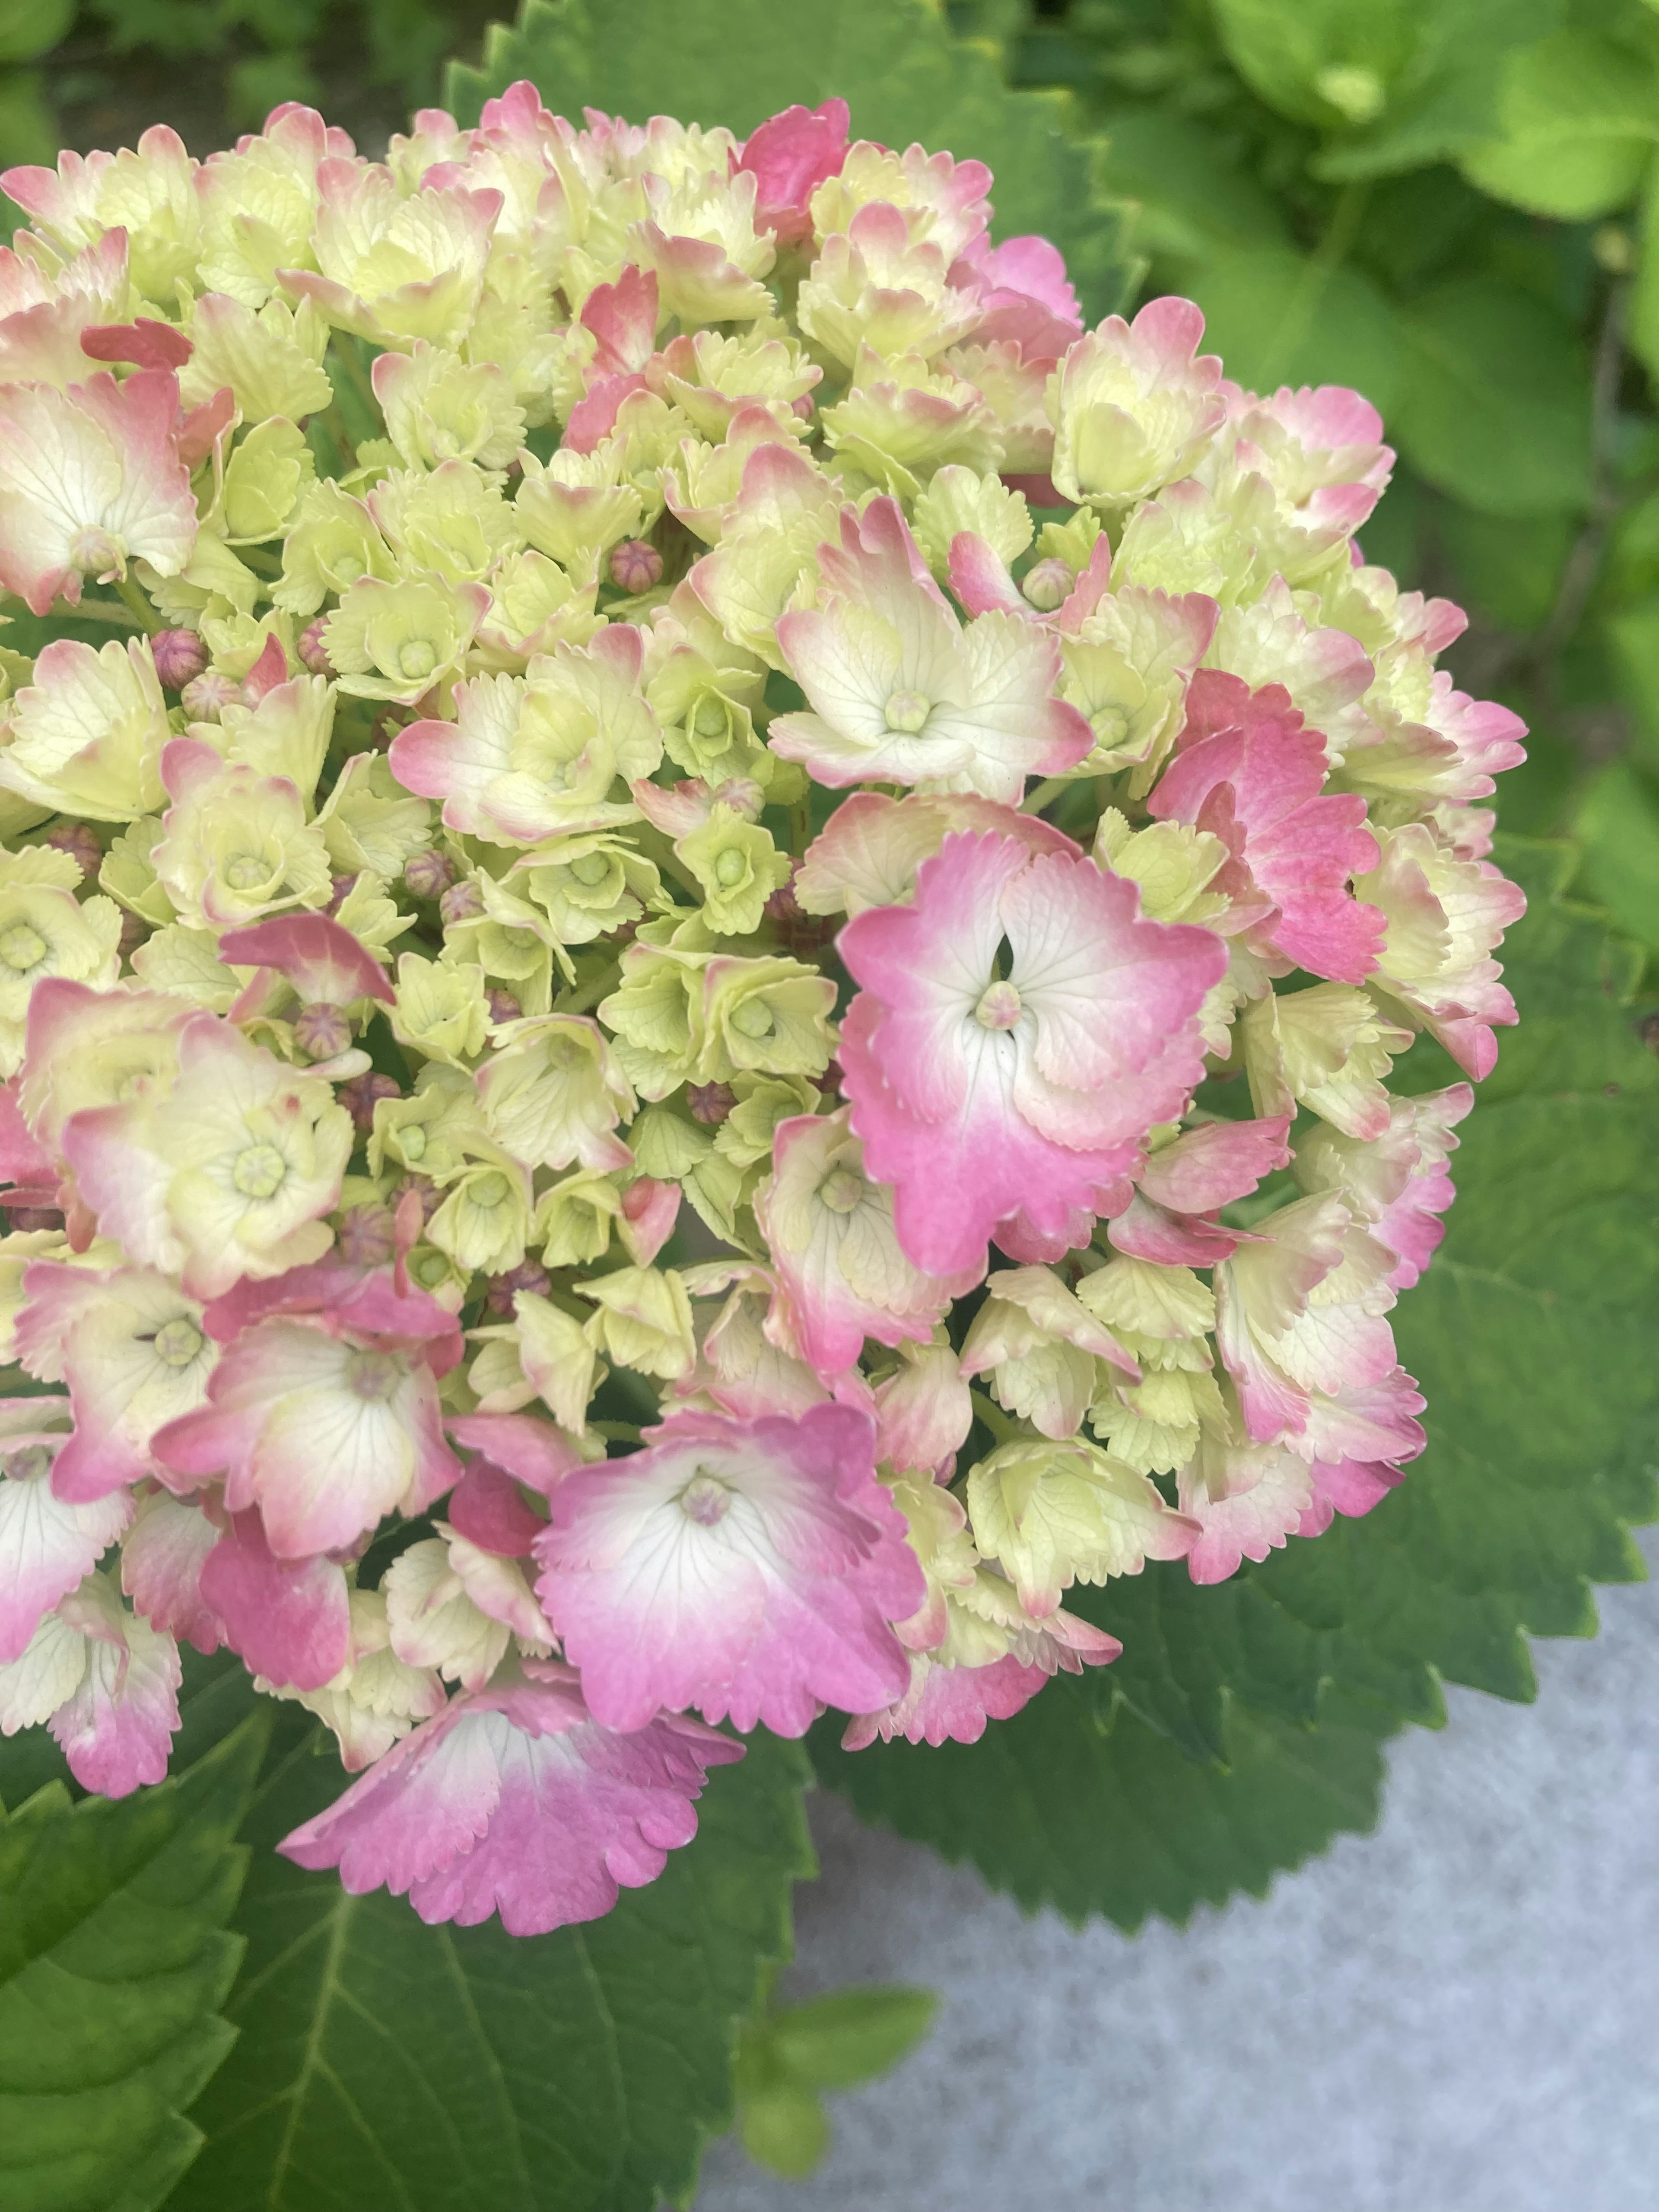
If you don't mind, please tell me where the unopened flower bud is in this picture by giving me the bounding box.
[152,627,209,690]
[486,986,523,1024]
[439,879,484,925]
[792,393,815,419]
[117,909,149,960]
[293,1001,351,1060]
[404,849,456,900]
[485,1259,551,1315]
[1020,558,1073,612]
[297,617,334,674]
[336,1202,397,1268]
[326,873,356,914]
[8,1205,63,1233]
[179,670,241,722]
[42,823,102,877]
[338,1070,400,1130]
[686,1081,736,1125]
[608,538,663,593]
[391,1172,443,1222]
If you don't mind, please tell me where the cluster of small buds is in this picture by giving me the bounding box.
[0,90,1522,1940]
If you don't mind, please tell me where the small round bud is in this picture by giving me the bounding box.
[1020,558,1073,612]
[792,394,815,420]
[338,1070,400,1130]
[819,1056,845,1097]
[293,1001,351,1060]
[43,823,102,877]
[486,986,523,1024]
[686,1081,736,1125]
[763,872,804,926]
[439,879,483,926]
[608,538,663,593]
[152,627,209,690]
[485,1260,551,1316]
[391,1172,443,1222]
[297,617,334,674]
[179,670,241,722]
[8,1205,63,1233]
[404,849,456,901]
[336,1203,397,1269]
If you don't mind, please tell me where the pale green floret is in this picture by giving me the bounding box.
[221,419,316,544]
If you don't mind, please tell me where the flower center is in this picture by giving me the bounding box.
[153,1317,204,1368]
[68,524,123,575]
[818,1166,864,1214]
[232,1141,288,1199]
[331,553,363,586]
[728,996,775,1040]
[883,688,931,734]
[569,852,611,887]
[0,922,46,971]
[226,853,270,890]
[5,1444,51,1483]
[713,846,748,887]
[399,1124,427,1161]
[347,1348,403,1401]
[397,638,437,681]
[973,979,1023,1030]
[692,697,728,738]
[470,1170,509,1208]
[680,1469,731,1525]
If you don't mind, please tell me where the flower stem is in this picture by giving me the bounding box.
[114,575,160,635]
[969,1386,1020,1443]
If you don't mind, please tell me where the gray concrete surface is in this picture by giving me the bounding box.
[698,1531,1659,2212]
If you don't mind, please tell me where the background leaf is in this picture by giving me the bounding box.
[447,0,1138,318]
[0,1716,265,2212]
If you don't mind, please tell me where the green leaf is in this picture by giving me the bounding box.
[738,2080,829,2180]
[167,1719,814,2212]
[1091,108,1291,266]
[1392,278,1593,517]
[1570,759,1659,959]
[817,839,1659,1924]
[0,0,74,65]
[812,1683,1395,1931]
[1433,499,1576,633]
[1627,151,1659,383]
[1210,0,1560,176]
[1460,28,1659,219]
[767,1984,938,2091]
[1185,243,1403,412]
[0,1716,266,2212]
[447,0,1137,318]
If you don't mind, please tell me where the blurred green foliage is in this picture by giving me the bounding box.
[982,0,1659,969]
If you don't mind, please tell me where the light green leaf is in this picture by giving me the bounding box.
[1627,154,1659,382]
[167,1717,814,2212]
[1570,759,1659,957]
[1210,0,1559,177]
[447,0,1137,318]
[1460,28,1659,219]
[1393,279,1593,516]
[0,1716,266,2212]
[767,1984,938,2091]
[0,0,74,64]
[817,841,1659,1924]
[738,2080,829,2180]
[1186,243,1402,413]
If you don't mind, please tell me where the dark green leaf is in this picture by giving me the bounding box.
[812,1684,1395,1931]
[1393,278,1593,515]
[0,1717,266,2212]
[448,0,1137,318]
[167,1719,814,2212]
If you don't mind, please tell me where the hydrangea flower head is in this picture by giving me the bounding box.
[0,87,1524,1938]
